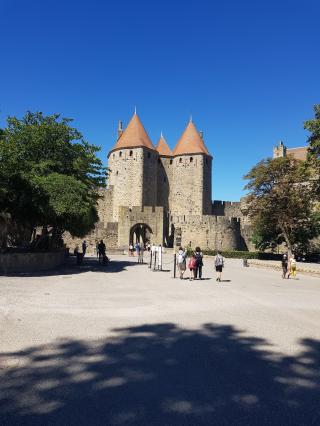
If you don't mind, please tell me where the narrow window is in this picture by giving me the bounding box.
[119,151,122,157]
[179,158,182,163]
[158,158,161,164]
[170,159,173,165]
[113,154,115,159]
[129,150,133,156]
[164,177,166,183]
[190,157,193,163]
[148,152,151,159]
[116,171,119,176]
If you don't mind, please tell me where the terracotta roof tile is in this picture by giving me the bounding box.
[156,134,172,156]
[173,121,210,156]
[110,113,155,153]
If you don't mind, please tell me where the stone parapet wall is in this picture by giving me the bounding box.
[173,214,241,251]
[63,221,119,253]
[212,200,243,217]
[0,250,68,274]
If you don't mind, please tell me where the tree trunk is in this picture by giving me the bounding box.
[281,227,293,258]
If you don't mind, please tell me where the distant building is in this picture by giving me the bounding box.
[273,141,308,161]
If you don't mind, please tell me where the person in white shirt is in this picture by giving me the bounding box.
[214,251,224,282]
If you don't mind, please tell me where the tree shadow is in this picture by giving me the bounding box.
[0,323,319,425]
[2,257,143,277]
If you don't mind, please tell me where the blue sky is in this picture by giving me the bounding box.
[0,0,319,200]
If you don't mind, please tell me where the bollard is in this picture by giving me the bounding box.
[173,253,176,278]
[243,258,248,267]
[149,251,152,269]
[153,251,157,271]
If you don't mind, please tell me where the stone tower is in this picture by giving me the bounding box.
[171,120,212,216]
[273,141,286,158]
[107,113,158,221]
[155,133,173,212]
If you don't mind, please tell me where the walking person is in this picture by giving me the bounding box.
[214,251,224,282]
[139,244,144,264]
[135,242,141,262]
[129,243,134,256]
[288,254,297,279]
[188,254,197,281]
[177,247,187,279]
[98,239,106,264]
[82,240,87,257]
[194,246,203,280]
[281,253,288,279]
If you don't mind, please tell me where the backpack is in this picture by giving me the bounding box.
[178,252,186,264]
[189,258,197,269]
[215,255,223,267]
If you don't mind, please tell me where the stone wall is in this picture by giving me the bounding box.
[143,148,158,206]
[98,187,114,224]
[0,250,68,274]
[118,206,164,248]
[171,154,211,216]
[212,200,243,217]
[203,156,212,215]
[172,215,241,251]
[108,148,145,221]
[157,156,172,211]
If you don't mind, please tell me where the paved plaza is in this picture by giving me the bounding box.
[1,254,320,425]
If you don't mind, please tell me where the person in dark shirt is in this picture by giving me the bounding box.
[82,240,87,256]
[98,240,106,264]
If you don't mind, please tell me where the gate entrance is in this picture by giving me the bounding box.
[130,223,153,246]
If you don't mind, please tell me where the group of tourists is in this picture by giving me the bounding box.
[129,242,145,263]
[281,253,297,279]
[129,242,151,258]
[176,247,224,282]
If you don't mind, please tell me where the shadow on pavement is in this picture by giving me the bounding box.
[2,256,145,277]
[1,323,319,425]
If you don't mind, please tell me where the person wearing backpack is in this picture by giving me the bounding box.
[188,254,197,281]
[194,246,204,279]
[214,251,224,282]
[177,247,186,279]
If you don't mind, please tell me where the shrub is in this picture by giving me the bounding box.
[202,250,283,260]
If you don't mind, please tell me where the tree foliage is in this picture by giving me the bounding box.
[0,112,106,248]
[304,104,320,197]
[243,156,319,254]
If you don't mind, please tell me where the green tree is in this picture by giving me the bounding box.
[304,104,320,197]
[243,157,319,255]
[0,111,106,248]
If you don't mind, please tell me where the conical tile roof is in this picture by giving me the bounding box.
[173,121,210,156]
[156,134,172,157]
[109,113,155,154]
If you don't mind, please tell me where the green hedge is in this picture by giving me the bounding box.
[202,250,283,260]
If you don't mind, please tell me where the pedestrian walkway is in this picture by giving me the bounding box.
[1,254,320,425]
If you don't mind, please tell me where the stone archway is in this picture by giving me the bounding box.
[130,223,153,246]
